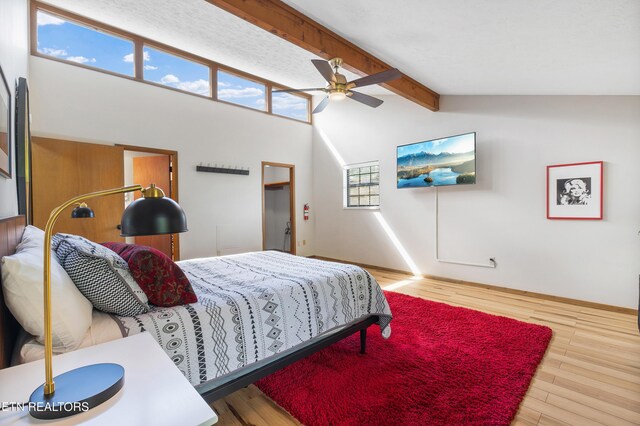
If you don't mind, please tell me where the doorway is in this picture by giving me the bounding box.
[262,162,296,255]
[121,145,180,260]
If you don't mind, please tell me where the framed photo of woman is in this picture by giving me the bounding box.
[0,64,11,179]
[546,161,603,220]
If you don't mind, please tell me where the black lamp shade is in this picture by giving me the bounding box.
[71,205,95,218]
[120,197,187,237]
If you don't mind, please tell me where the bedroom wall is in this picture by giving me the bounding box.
[28,56,314,259]
[0,0,29,218]
[313,95,640,308]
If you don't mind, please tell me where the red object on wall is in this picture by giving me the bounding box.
[303,203,309,221]
[256,291,552,426]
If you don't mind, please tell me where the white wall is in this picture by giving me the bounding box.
[29,57,315,259]
[0,0,29,218]
[313,95,640,308]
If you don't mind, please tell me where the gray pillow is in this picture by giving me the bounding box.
[52,233,150,316]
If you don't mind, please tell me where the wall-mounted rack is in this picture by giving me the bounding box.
[196,164,250,176]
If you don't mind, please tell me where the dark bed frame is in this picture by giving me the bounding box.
[0,215,378,403]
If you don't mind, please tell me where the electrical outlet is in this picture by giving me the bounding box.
[303,240,306,246]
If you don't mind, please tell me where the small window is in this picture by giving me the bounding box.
[344,162,380,209]
[217,70,266,110]
[36,10,134,76]
[271,90,310,122]
[143,46,210,96]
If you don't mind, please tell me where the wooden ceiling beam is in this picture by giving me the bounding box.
[205,0,440,111]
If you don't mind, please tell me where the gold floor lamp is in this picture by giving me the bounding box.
[29,184,187,419]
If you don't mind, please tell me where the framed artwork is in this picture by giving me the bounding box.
[15,77,32,223]
[547,161,603,220]
[0,64,10,178]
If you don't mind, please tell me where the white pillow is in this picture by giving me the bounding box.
[15,225,45,252]
[1,243,93,351]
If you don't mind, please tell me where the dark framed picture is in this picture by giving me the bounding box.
[547,161,603,220]
[0,64,11,178]
[15,77,32,223]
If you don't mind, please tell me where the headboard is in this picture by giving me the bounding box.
[0,215,25,369]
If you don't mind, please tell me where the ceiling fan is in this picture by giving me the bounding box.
[273,58,402,114]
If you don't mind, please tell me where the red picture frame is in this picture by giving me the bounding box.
[546,161,603,220]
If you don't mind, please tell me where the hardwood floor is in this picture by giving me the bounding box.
[211,266,640,426]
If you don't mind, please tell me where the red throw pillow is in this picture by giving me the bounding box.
[101,242,197,307]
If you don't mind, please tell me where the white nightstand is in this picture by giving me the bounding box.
[0,333,218,425]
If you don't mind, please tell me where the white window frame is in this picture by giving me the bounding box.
[343,161,380,210]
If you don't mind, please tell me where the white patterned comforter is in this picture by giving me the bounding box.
[114,251,392,385]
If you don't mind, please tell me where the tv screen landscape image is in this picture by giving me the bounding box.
[397,132,476,188]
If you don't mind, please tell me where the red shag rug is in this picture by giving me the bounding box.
[256,291,552,426]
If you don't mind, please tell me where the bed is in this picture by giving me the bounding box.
[0,215,392,403]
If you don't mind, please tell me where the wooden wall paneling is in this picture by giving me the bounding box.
[32,137,125,243]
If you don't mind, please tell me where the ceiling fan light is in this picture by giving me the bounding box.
[329,92,347,101]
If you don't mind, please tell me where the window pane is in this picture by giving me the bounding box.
[37,10,134,76]
[217,70,266,110]
[272,91,309,122]
[344,162,379,208]
[143,47,210,96]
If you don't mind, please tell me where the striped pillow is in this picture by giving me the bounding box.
[52,233,149,316]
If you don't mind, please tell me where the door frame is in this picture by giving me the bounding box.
[262,161,296,255]
[118,144,181,260]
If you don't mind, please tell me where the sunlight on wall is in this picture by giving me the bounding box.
[316,127,346,167]
[316,125,421,278]
[373,212,422,277]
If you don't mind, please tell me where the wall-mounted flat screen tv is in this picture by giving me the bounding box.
[397,132,476,188]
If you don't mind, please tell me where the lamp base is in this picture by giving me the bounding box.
[29,363,124,420]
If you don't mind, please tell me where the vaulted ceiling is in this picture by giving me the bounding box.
[42,0,639,95]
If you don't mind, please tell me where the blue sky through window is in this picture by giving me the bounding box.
[272,91,309,121]
[37,9,310,122]
[217,70,266,110]
[37,11,134,76]
[143,47,210,96]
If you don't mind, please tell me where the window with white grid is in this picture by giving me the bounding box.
[344,161,380,209]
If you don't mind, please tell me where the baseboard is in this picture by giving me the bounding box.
[310,255,638,316]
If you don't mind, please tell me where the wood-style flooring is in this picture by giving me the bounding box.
[211,266,640,426]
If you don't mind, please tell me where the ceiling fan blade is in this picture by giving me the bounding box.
[349,91,384,108]
[349,68,401,88]
[273,88,325,93]
[312,97,330,114]
[311,59,336,84]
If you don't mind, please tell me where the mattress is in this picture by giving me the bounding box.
[16,251,393,387]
